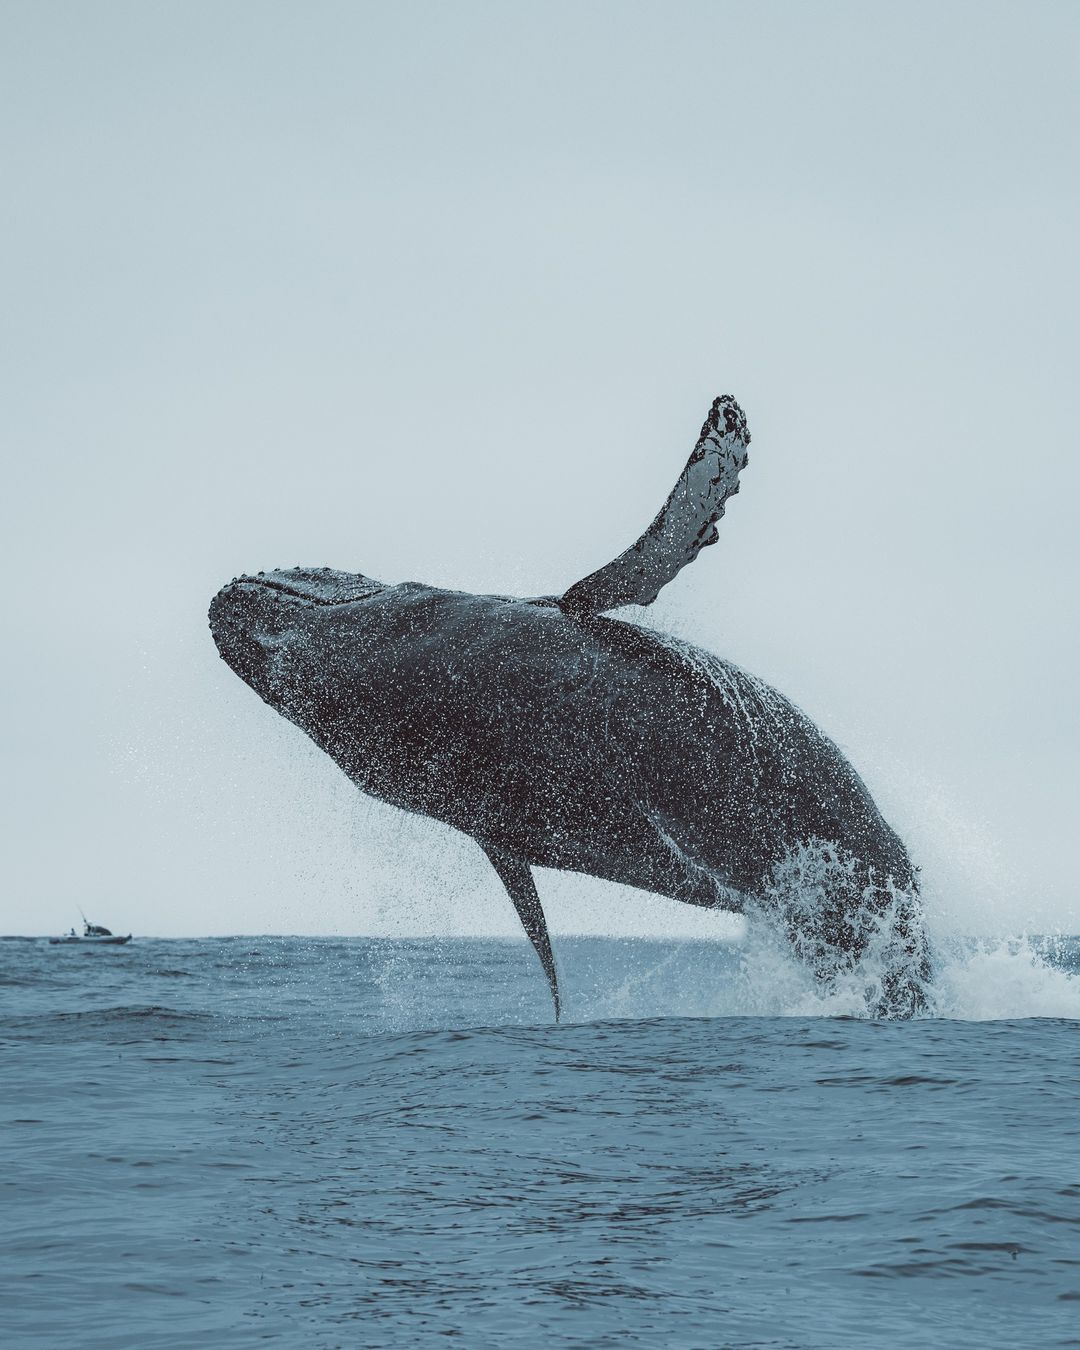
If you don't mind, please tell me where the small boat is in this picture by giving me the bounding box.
[49,918,132,946]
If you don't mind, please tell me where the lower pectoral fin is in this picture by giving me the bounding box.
[479,842,561,1022]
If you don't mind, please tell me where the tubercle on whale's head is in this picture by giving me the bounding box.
[208,566,388,711]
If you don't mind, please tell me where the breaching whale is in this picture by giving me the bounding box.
[210,396,931,1018]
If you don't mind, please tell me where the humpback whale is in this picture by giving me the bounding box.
[210,397,931,1018]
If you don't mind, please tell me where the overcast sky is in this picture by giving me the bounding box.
[2,0,1077,939]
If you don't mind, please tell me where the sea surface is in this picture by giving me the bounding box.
[2,933,1079,1348]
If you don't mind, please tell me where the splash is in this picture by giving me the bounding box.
[929,933,1080,1020]
[749,837,932,1018]
[621,823,934,1019]
[730,927,1080,1021]
[738,842,1080,1021]
[568,926,1080,1024]
[563,830,1079,1023]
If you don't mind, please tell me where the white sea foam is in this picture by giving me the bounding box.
[928,933,1080,1020]
[569,922,1080,1024]
[726,923,1080,1021]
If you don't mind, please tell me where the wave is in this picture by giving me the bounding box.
[0,1004,215,1043]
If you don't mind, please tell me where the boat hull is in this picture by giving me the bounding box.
[48,934,132,946]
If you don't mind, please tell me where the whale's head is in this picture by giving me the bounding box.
[209,566,390,726]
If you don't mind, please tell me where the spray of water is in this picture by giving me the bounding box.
[745,838,931,1017]
[566,924,1080,1024]
[556,835,1078,1023]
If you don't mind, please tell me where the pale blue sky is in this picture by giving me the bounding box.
[2,1,1077,937]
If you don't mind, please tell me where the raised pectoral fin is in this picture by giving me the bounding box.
[560,394,750,615]
[480,842,561,1021]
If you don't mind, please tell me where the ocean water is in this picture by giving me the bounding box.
[2,933,1079,1348]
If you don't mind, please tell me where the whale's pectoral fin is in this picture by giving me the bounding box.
[559,394,750,615]
[480,842,561,1022]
